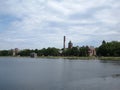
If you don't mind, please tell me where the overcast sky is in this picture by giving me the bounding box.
[0,0,120,50]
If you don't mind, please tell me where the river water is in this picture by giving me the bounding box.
[0,57,120,90]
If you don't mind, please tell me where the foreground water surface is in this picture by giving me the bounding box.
[0,57,120,90]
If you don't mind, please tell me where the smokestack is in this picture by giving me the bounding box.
[63,36,66,49]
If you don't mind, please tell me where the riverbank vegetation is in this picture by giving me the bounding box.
[0,46,90,57]
[97,41,120,57]
[0,41,120,60]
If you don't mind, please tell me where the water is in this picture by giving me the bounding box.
[0,57,120,90]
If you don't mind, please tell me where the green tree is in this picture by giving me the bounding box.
[18,49,32,56]
[79,46,89,56]
[102,40,106,44]
[97,41,120,56]
[0,50,9,56]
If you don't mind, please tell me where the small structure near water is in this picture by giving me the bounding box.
[30,52,37,58]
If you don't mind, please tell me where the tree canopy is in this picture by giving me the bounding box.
[97,41,120,56]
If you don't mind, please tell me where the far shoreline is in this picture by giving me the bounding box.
[0,56,120,60]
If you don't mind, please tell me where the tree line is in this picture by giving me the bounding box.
[0,46,90,57]
[0,41,120,57]
[97,41,120,56]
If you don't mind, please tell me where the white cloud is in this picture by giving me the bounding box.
[0,0,120,49]
[94,9,120,25]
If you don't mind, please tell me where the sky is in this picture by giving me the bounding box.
[0,0,120,50]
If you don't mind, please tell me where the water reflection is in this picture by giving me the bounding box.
[0,57,120,90]
[100,60,120,65]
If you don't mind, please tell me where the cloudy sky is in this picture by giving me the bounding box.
[0,0,120,50]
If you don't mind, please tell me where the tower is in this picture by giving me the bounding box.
[63,36,66,49]
[68,41,73,49]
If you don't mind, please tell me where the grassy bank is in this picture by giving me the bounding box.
[98,57,120,60]
[37,56,97,60]
[38,56,120,60]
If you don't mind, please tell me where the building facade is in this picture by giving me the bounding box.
[88,46,96,56]
[12,48,19,56]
